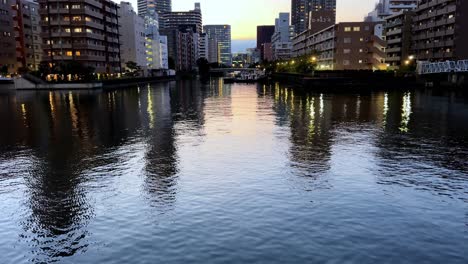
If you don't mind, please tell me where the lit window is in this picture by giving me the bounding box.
[344,27,351,32]
[66,51,73,56]
[359,60,363,64]
[74,28,82,33]
[75,51,81,56]
[353,27,360,32]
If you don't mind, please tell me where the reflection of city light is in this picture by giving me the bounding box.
[49,92,56,122]
[309,97,315,138]
[69,92,78,132]
[383,92,389,127]
[400,92,412,132]
[356,96,361,118]
[21,103,28,127]
[147,88,154,129]
[319,94,324,117]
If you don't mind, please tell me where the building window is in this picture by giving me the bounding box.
[353,27,360,31]
[343,60,350,66]
[344,27,351,32]
[358,60,363,64]
[344,38,351,44]
[360,38,364,42]
[66,51,73,56]
[74,28,82,33]
[75,51,81,56]
[72,16,81,21]
[343,49,351,54]
[71,4,80,9]
[359,49,363,53]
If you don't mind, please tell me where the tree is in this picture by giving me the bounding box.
[125,61,141,77]
[0,65,8,76]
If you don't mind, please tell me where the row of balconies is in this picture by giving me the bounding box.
[413,39,454,49]
[415,4,456,21]
[417,0,455,11]
[413,17,456,31]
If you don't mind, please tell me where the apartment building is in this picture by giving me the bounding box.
[12,0,43,71]
[0,0,17,74]
[366,0,419,21]
[292,22,387,70]
[385,11,414,69]
[160,3,202,33]
[412,0,468,61]
[39,0,121,73]
[272,13,294,60]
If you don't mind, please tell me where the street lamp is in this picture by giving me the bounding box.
[311,56,317,62]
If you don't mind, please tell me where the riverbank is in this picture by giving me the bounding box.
[270,71,468,91]
[11,75,176,90]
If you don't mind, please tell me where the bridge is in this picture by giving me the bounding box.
[417,60,468,75]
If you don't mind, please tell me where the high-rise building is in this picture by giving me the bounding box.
[307,0,336,34]
[160,25,198,71]
[257,25,275,61]
[256,26,275,50]
[199,32,208,59]
[365,0,419,21]
[38,0,122,73]
[272,13,293,60]
[291,0,336,34]
[412,0,468,61]
[160,3,202,33]
[291,0,308,34]
[0,0,17,74]
[204,25,232,66]
[119,2,146,70]
[137,0,171,18]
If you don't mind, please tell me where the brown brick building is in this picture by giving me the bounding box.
[292,22,387,70]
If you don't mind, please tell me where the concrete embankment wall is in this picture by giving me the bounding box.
[271,71,419,91]
[13,75,176,90]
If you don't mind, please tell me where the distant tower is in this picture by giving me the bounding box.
[138,0,172,18]
[291,0,336,34]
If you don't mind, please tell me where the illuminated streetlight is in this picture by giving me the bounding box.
[408,55,415,60]
[311,56,317,62]
[404,60,410,65]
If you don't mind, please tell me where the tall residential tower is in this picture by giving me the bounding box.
[137,0,171,17]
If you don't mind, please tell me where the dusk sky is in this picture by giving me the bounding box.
[128,0,377,52]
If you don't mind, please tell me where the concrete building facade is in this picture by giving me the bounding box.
[291,0,336,35]
[119,2,146,70]
[385,11,414,69]
[366,0,419,21]
[272,13,293,60]
[38,0,122,73]
[160,3,202,33]
[412,0,468,61]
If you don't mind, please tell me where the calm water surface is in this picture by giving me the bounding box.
[0,80,467,263]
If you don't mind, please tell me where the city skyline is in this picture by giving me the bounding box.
[163,0,376,40]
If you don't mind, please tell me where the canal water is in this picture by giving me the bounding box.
[0,80,467,263]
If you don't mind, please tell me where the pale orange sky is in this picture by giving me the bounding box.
[170,0,377,40]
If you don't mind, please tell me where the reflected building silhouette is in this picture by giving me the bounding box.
[139,82,179,209]
[375,90,468,198]
[266,84,334,178]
